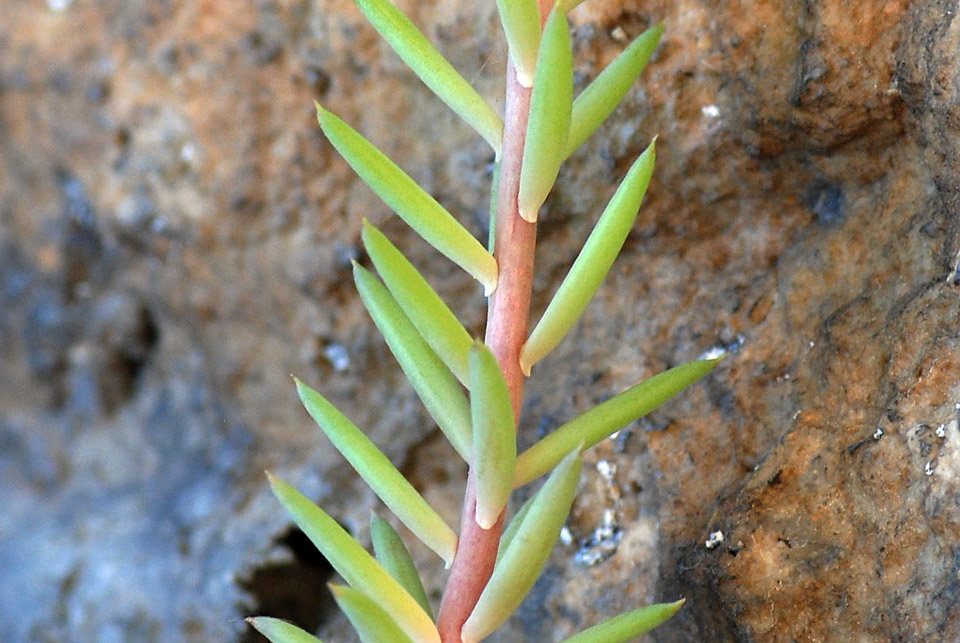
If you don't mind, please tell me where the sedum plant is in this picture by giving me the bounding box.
[248,0,721,641]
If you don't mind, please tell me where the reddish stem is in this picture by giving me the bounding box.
[436,0,551,634]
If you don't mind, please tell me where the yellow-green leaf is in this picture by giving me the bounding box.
[353,262,472,460]
[266,474,439,643]
[520,138,655,376]
[354,0,503,152]
[370,515,433,618]
[246,617,325,643]
[566,23,663,157]
[330,584,415,643]
[296,379,457,566]
[560,599,685,643]
[362,221,473,386]
[496,493,535,563]
[495,0,541,87]
[317,105,498,294]
[461,448,582,643]
[469,342,516,530]
[516,5,573,222]
[514,357,719,488]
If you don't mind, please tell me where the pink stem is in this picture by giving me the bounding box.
[436,0,552,635]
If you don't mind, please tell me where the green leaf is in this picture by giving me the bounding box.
[566,23,663,157]
[469,341,516,530]
[514,357,720,488]
[354,0,503,153]
[330,584,415,643]
[317,105,498,295]
[560,599,685,643]
[246,617,325,643]
[556,0,589,13]
[496,493,535,563]
[495,0,541,87]
[520,138,655,376]
[370,514,434,618]
[461,448,582,643]
[295,379,457,566]
[487,160,500,253]
[266,474,439,643]
[352,262,473,460]
[516,5,573,222]
[361,221,473,386]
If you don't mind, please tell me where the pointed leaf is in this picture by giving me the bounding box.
[520,139,655,376]
[266,474,439,643]
[514,357,720,488]
[353,263,473,460]
[295,379,457,565]
[246,618,325,643]
[496,493,535,563]
[462,447,582,643]
[488,160,500,253]
[560,600,685,642]
[517,5,573,222]
[469,341,516,529]
[495,0,541,87]
[317,105,498,294]
[362,221,473,386]
[330,584,415,643]
[556,0,589,12]
[370,514,433,618]
[354,0,503,152]
[566,23,663,157]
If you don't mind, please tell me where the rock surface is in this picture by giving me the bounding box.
[1,0,958,641]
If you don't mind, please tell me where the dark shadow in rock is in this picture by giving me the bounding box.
[240,527,336,643]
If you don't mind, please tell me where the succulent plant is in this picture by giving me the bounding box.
[247,1,719,641]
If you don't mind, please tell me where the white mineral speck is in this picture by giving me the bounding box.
[323,343,350,371]
[701,104,720,118]
[596,460,616,482]
[705,530,724,549]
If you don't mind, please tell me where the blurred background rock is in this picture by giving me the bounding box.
[1,0,958,641]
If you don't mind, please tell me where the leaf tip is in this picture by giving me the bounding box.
[483,272,499,297]
[518,203,539,223]
[475,506,499,531]
[518,344,533,377]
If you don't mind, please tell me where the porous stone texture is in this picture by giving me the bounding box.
[1,0,958,641]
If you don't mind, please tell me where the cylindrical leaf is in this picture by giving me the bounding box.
[560,600,685,643]
[330,584,415,643]
[354,0,503,152]
[461,448,582,643]
[370,515,433,618]
[496,493,535,563]
[266,474,439,643]
[514,357,720,488]
[566,23,663,157]
[470,342,517,529]
[520,139,655,376]
[487,160,500,253]
[362,221,473,386]
[495,0,541,87]
[246,617,325,643]
[353,262,473,460]
[296,379,457,565]
[318,105,498,295]
[516,6,573,222]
